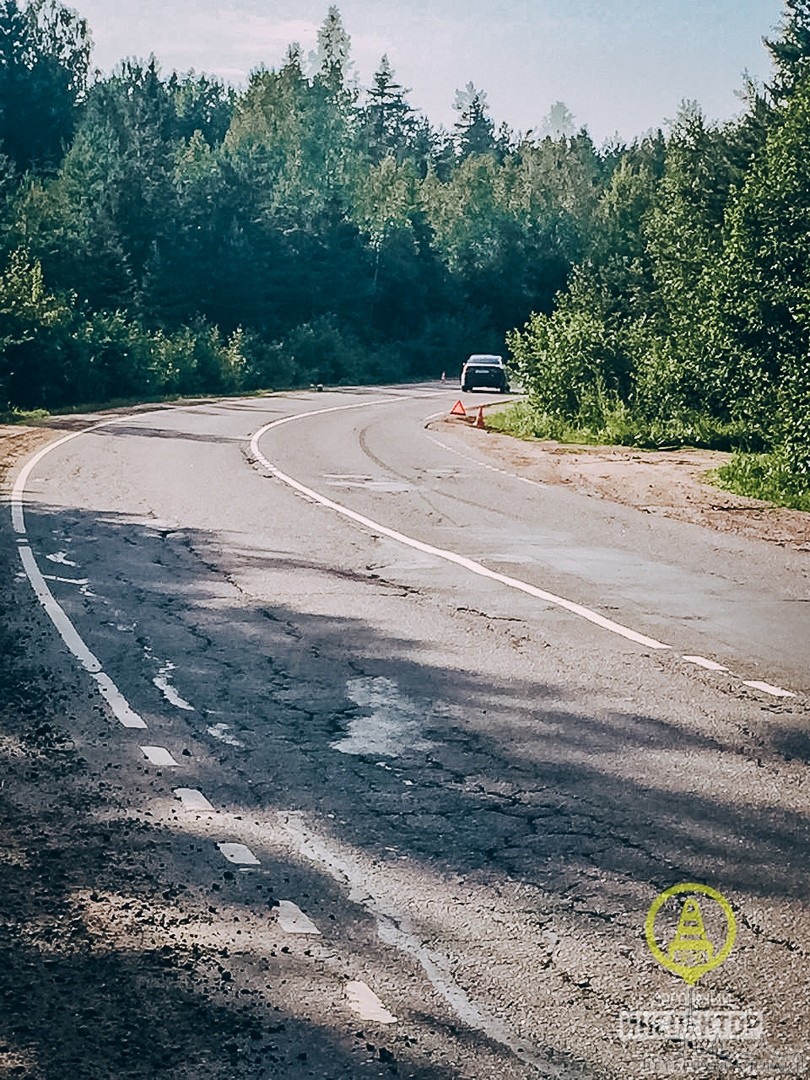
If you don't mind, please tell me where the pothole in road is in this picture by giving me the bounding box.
[330,676,433,758]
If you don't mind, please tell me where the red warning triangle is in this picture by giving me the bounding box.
[450,400,467,416]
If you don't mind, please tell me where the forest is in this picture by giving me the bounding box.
[0,0,808,506]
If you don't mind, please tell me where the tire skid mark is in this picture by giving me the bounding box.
[250,406,671,652]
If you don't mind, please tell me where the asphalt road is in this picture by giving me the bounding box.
[8,384,810,1079]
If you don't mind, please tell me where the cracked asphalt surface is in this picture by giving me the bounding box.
[1,384,808,1079]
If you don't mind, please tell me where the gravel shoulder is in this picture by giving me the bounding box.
[443,415,810,551]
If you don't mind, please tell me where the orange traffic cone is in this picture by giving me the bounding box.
[475,406,485,428]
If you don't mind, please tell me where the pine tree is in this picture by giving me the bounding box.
[313,5,354,92]
[766,0,810,101]
[453,82,496,158]
[362,54,415,163]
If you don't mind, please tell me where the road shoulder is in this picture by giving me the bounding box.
[437,415,810,551]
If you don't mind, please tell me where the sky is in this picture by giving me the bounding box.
[68,0,786,144]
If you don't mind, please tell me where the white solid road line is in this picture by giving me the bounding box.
[345,981,398,1024]
[94,671,149,730]
[252,401,802,699]
[250,405,672,652]
[12,420,151,731]
[276,900,322,935]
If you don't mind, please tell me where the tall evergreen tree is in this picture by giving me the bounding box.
[766,0,810,101]
[361,55,415,163]
[313,5,354,92]
[0,0,91,171]
[453,82,496,158]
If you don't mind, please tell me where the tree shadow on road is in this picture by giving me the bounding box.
[3,498,808,1078]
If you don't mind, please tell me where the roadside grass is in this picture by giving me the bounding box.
[486,400,748,451]
[0,408,50,425]
[487,401,810,512]
[712,452,810,512]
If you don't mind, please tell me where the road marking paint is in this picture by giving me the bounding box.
[250,408,671,652]
[94,672,148,729]
[153,665,195,711]
[276,900,322,935]
[283,813,547,1072]
[11,419,151,731]
[217,842,261,866]
[742,680,796,699]
[45,551,78,566]
[18,543,103,672]
[42,574,90,585]
[345,981,398,1024]
[331,676,432,757]
[425,432,547,488]
[207,723,244,747]
[140,745,180,767]
[173,788,215,811]
[682,655,729,672]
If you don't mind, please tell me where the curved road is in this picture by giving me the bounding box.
[9,385,810,1079]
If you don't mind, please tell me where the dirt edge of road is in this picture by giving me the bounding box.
[440,414,810,551]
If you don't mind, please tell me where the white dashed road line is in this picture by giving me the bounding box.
[141,746,180,767]
[345,981,398,1024]
[682,655,729,672]
[742,680,796,699]
[174,788,216,812]
[276,900,322,935]
[217,842,261,866]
